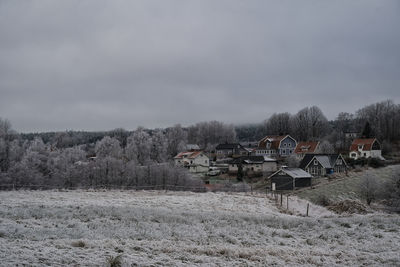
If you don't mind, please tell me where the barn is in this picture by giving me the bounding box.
[268,167,312,190]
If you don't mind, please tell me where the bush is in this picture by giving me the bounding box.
[368,158,385,168]
[106,255,122,267]
[314,195,331,207]
[71,240,86,248]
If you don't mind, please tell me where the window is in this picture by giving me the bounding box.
[190,160,193,164]
[288,143,291,147]
[282,150,286,154]
[336,160,342,165]
[314,160,318,165]
[283,143,287,147]
[312,167,317,175]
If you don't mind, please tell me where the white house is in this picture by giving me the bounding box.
[349,138,384,160]
[228,156,277,175]
[174,151,210,173]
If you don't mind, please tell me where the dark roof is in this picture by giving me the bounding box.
[216,143,244,150]
[230,156,265,164]
[300,153,345,169]
[269,168,312,179]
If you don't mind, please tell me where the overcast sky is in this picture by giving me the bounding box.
[0,0,399,132]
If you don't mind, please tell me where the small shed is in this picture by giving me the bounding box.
[268,168,312,190]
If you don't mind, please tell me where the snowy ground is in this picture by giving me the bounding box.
[0,191,399,266]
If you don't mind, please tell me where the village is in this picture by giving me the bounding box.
[1,1,400,265]
[174,134,386,192]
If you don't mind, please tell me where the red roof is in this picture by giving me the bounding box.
[258,135,287,149]
[294,141,320,154]
[174,151,203,159]
[350,138,378,152]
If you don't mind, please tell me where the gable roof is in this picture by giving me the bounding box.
[258,135,295,149]
[294,141,320,154]
[300,154,346,169]
[269,168,312,179]
[174,151,205,159]
[215,143,244,150]
[350,138,379,152]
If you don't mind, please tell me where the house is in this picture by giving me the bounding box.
[215,143,248,159]
[349,138,384,160]
[300,154,347,177]
[228,156,277,175]
[185,144,200,151]
[255,135,297,158]
[294,141,320,159]
[268,167,312,190]
[174,151,210,173]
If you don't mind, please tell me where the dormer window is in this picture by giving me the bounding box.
[358,144,364,150]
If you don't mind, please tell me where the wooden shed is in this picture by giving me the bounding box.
[268,167,312,190]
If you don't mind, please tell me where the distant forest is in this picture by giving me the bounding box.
[0,99,399,189]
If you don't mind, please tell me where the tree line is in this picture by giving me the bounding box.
[236,99,400,153]
[0,120,236,189]
[0,99,399,189]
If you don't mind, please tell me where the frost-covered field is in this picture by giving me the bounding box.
[0,191,399,266]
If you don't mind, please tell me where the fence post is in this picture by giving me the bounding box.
[287,195,289,210]
[280,193,283,206]
[306,203,309,217]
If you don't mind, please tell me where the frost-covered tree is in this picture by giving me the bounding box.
[126,127,151,165]
[47,146,87,187]
[187,121,236,149]
[95,136,122,158]
[166,124,187,157]
[149,129,168,163]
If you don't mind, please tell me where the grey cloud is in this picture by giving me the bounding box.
[0,0,399,132]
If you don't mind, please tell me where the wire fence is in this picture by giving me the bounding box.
[0,183,257,193]
[0,183,210,192]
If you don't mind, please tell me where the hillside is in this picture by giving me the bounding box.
[0,190,399,266]
[295,165,400,205]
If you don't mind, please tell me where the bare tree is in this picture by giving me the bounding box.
[264,112,292,135]
[291,106,329,141]
[359,173,378,205]
[318,140,335,154]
